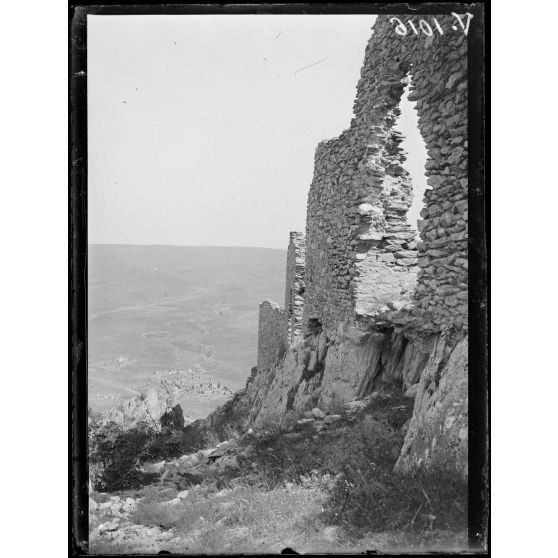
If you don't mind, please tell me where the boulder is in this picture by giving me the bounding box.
[216,454,239,471]
[207,448,228,463]
[346,399,368,412]
[312,407,326,419]
[160,404,185,431]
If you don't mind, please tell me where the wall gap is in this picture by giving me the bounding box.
[393,75,430,233]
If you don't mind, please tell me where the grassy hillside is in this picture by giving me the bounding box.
[89,385,467,554]
[88,244,286,417]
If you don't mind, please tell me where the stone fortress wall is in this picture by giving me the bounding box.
[256,233,305,371]
[250,14,469,476]
[303,15,468,334]
[256,301,286,374]
[284,232,306,344]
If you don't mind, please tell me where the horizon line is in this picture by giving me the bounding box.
[88,242,288,250]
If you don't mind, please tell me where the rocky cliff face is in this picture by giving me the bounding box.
[395,334,468,476]
[202,15,470,477]
[231,336,467,478]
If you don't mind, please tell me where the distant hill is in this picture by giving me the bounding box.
[88,244,286,418]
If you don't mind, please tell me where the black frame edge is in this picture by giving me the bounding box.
[70,5,89,556]
[467,1,489,553]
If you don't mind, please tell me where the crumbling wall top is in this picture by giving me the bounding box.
[303,14,468,336]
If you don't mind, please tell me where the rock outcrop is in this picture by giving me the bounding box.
[395,334,468,476]
[101,388,178,430]
[160,404,185,432]
[99,369,233,430]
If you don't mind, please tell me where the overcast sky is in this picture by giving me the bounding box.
[88,14,427,249]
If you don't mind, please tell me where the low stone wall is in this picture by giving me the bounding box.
[256,300,287,373]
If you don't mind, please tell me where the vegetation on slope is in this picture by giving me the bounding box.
[89,383,467,554]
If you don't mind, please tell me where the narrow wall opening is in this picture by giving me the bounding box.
[393,76,429,233]
[352,73,427,320]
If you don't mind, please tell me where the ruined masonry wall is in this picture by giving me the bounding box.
[257,234,306,374]
[284,232,306,344]
[246,15,470,476]
[256,301,287,373]
[304,15,468,335]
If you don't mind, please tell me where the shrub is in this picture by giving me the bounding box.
[88,413,212,492]
[98,423,158,491]
[315,417,467,535]
[241,410,466,537]
[89,420,160,491]
[160,404,185,432]
[326,467,467,535]
[142,432,183,462]
[245,415,400,488]
[176,423,210,453]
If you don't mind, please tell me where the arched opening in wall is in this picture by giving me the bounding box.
[393,76,429,233]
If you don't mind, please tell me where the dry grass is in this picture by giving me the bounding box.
[91,384,467,554]
[130,482,330,554]
[89,540,136,555]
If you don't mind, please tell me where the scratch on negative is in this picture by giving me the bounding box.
[294,57,328,76]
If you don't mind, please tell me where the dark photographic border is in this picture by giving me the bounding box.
[69,2,488,554]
